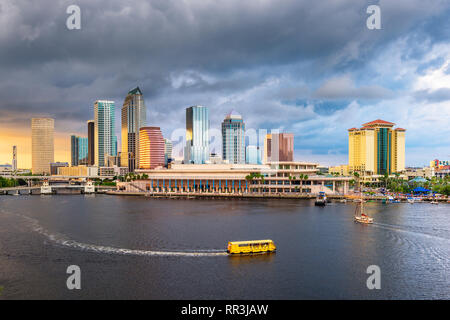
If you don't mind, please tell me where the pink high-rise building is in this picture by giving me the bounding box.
[139,127,165,169]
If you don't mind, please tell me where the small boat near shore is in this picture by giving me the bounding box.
[354,188,373,224]
[315,192,327,206]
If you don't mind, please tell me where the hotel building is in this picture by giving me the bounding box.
[348,119,405,175]
[139,127,165,169]
[94,100,116,167]
[184,106,209,164]
[264,133,294,163]
[222,110,245,164]
[121,87,147,172]
[31,118,54,175]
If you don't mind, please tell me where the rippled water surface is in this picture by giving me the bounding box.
[0,195,449,299]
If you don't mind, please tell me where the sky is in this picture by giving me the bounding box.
[0,0,449,169]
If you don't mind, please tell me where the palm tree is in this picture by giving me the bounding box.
[353,171,360,192]
[303,175,308,194]
[299,174,304,194]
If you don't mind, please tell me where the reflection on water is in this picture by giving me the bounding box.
[228,253,276,267]
[0,195,449,299]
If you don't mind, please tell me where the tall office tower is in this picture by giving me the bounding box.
[246,145,261,164]
[139,127,165,169]
[94,100,115,167]
[264,133,294,163]
[78,137,88,165]
[70,135,79,166]
[184,106,209,164]
[71,136,89,166]
[164,138,173,166]
[31,118,54,175]
[12,146,17,171]
[348,119,406,175]
[221,110,245,164]
[112,136,118,157]
[121,87,147,172]
[87,120,95,165]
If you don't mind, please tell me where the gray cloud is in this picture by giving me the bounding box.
[414,88,450,102]
[313,75,395,100]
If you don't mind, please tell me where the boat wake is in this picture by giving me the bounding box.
[2,211,228,257]
[371,222,450,242]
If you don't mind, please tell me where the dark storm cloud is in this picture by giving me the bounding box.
[0,0,449,165]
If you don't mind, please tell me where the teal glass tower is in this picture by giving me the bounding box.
[222,110,245,164]
[94,100,116,167]
[70,135,88,166]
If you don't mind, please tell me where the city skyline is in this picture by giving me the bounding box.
[1,1,450,168]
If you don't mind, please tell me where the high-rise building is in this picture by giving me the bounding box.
[222,110,245,164]
[246,145,261,164]
[164,138,173,166]
[32,118,54,175]
[94,100,115,167]
[70,135,79,166]
[121,87,147,172]
[71,135,88,166]
[184,106,209,164]
[348,119,406,175]
[264,133,294,163]
[78,137,88,165]
[87,120,95,165]
[139,127,165,169]
[12,146,17,171]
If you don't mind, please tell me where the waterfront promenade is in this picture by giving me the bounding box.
[107,190,449,202]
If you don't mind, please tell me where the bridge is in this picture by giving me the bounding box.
[0,184,115,195]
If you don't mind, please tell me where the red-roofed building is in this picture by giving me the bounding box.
[348,120,406,175]
[362,119,395,127]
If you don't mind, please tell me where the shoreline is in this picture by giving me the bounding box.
[106,191,449,202]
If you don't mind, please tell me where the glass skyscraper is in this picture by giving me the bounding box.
[94,100,116,167]
[164,138,173,166]
[121,87,146,172]
[71,135,89,166]
[222,110,245,164]
[246,145,261,164]
[87,120,95,165]
[184,106,209,164]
